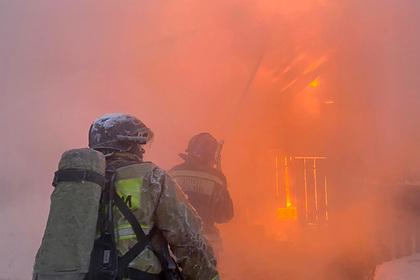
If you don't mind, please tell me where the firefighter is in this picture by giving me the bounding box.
[169,133,234,255]
[88,114,219,280]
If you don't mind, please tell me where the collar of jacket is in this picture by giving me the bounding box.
[106,152,142,169]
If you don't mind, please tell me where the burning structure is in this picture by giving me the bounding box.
[274,155,329,225]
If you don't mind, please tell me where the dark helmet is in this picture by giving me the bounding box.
[183,132,218,164]
[88,113,153,152]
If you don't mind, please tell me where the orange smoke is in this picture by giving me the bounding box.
[2,0,420,279]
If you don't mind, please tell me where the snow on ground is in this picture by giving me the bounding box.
[375,254,420,280]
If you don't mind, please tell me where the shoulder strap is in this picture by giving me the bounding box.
[113,191,157,277]
[52,168,106,187]
[124,267,161,280]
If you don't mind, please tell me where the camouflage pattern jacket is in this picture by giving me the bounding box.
[108,153,219,280]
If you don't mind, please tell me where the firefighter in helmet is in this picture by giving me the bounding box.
[89,114,219,280]
[169,133,234,255]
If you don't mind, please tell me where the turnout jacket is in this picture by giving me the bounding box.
[169,160,234,231]
[108,153,219,280]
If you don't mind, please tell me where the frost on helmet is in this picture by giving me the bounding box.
[88,113,154,152]
[94,113,131,130]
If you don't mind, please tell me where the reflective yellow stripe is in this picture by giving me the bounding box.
[116,223,151,241]
[115,177,143,209]
[169,170,225,186]
[118,233,137,241]
[117,223,151,231]
[173,176,216,196]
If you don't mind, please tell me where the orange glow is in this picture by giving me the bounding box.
[313,159,319,222]
[276,157,297,221]
[284,157,293,208]
[277,206,298,220]
[308,78,320,88]
[275,156,280,197]
[303,159,309,221]
[324,176,330,221]
[4,1,418,279]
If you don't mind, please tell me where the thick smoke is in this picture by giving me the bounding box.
[1,0,419,279]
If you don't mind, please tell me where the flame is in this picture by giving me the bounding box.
[276,157,297,221]
[284,157,293,208]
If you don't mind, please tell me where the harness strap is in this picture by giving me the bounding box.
[114,193,146,240]
[125,267,162,280]
[53,168,106,187]
[114,192,157,278]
